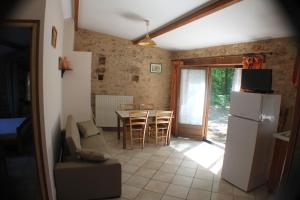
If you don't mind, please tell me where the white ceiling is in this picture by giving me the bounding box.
[78,0,295,50]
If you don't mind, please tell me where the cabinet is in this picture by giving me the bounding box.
[268,131,290,192]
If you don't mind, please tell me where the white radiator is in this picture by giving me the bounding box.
[95,95,133,127]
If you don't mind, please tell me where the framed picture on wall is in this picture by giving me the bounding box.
[51,26,57,48]
[150,63,162,73]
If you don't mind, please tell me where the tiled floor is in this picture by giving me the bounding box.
[103,131,272,200]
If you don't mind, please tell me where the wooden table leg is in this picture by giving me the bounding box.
[167,121,172,145]
[117,116,120,140]
[122,119,126,149]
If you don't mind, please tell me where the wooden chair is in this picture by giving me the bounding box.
[127,111,149,149]
[148,111,173,145]
[139,103,155,110]
[119,104,139,111]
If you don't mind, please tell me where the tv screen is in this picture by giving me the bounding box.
[241,69,272,93]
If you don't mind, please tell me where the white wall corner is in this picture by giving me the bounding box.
[62,18,92,128]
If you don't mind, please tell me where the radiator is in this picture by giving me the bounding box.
[95,95,133,127]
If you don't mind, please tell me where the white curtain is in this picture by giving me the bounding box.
[231,68,242,91]
[179,69,206,125]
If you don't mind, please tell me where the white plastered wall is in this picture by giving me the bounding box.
[62,18,92,127]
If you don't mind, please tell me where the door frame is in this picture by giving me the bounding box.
[171,61,243,140]
[204,66,242,140]
[176,66,210,140]
[1,20,50,200]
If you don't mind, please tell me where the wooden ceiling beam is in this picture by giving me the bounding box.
[132,0,241,44]
[74,0,79,31]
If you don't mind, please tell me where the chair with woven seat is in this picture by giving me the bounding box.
[127,111,149,149]
[148,111,173,145]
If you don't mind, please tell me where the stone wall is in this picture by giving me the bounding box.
[74,29,172,111]
[171,38,298,111]
[75,30,298,129]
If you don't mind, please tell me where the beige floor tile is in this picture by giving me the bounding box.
[253,186,271,200]
[125,175,150,188]
[233,187,255,199]
[187,188,211,200]
[110,196,129,200]
[234,196,255,200]
[134,152,153,160]
[211,192,234,200]
[161,195,184,200]
[180,160,199,169]
[135,189,163,200]
[159,146,175,152]
[165,184,190,199]
[213,174,222,181]
[115,154,132,162]
[176,166,197,177]
[155,150,173,156]
[160,163,179,173]
[119,160,128,165]
[120,150,140,157]
[123,164,140,174]
[153,171,175,183]
[149,155,168,162]
[165,157,183,166]
[145,180,169,194]
[194,169,214,180]
[191,178,213,191]
[212,180,234,195]
[127,158,147,167]
[143,160,164,170]
[172,175,193,187]
[122,184,142,200]
[135,168,157,178]
[122,172,132,183]
[141,146,159,154]
[169,152,185,159]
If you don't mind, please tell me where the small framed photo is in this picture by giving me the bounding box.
[150,63,162,73]
[98,56,106,65]
[51,26,57,48]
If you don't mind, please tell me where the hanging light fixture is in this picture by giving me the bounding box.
[138,20,156,47]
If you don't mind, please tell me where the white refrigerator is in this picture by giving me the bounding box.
[222,91,281,191]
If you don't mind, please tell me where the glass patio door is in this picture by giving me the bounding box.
[177,68,208,139]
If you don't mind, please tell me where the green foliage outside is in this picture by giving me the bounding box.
[210,68,235,108]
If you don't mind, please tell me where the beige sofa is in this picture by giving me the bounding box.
[54,115,121,200]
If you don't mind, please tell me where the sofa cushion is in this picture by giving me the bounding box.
[77,120,99,138]
[76,148,111,162]
[81,134,111,155]
[65,115,81,155]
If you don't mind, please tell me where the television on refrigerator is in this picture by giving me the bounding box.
[241,69,273,93]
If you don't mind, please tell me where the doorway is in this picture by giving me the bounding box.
[177,68,209,139]
[0,21,48,200]
[206,67,241,146]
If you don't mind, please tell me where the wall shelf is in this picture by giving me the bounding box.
[60,68,72,77]
[59,56,72,78]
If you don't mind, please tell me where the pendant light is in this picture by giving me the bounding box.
[138,20,156,47]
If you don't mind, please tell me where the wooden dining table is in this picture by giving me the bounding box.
[115,110,172,149]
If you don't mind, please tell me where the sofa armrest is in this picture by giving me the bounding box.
[54,159,121,200]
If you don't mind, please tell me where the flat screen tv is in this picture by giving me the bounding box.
[241,69,273,93]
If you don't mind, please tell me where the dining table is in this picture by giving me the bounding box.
[115,110,172,149]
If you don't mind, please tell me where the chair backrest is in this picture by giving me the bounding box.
[119,104,139,111]
[155,111,173,128]
[139,103,155,110]
[129,110,149,125]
